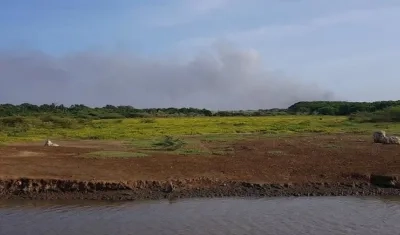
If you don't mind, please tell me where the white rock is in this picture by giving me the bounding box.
[373,130,386,143]
[44,139,59,147]
[373,130,400,145]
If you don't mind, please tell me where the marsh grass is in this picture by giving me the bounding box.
[151,135,186,150]
[323,143,342,149]
[2,115,400,143]
[139,118,157,124]
[126,134,237,156]
[175,148,210,156]
[83,151,149,159]
[129,136,207,155]
[267,150,287,156]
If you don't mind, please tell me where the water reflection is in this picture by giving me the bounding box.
[1,196,400,235]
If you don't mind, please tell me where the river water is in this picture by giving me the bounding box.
[1,196,400,235]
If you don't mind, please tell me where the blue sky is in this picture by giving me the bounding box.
[1,0,400,109]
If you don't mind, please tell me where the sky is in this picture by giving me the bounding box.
[1,0,400,110]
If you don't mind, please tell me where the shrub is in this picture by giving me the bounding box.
[126,112,152,118]
[39,115,77,128]
[111,119,123,124]
[75,114,97,120]
[0,116,30,136]
[139,118,156,123]
[349,106,400,123]
[152,135,186,151]
[348,112,373,123]
[76,118,92,125]
[98,113,125,119]
[0,116,27,127]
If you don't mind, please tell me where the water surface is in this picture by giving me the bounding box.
[1,196,400,235]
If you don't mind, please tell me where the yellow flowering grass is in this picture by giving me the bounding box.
[1,115,400,143]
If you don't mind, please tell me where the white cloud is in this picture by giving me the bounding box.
[187,0,231,13]
[142,0,233,28]
[176,6,400,49]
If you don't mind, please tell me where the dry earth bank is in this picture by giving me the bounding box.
[1,134,400,200]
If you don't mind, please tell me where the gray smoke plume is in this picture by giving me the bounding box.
[0,45,334,110]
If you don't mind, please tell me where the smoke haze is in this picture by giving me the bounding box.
[0,45,335,110]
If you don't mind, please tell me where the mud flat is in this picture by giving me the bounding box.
[2,134,400,200]
[1,176,400,201]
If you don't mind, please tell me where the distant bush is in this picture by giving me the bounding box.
[76,118,92,125]
[139,118,156,123]
[349,106,400,123]
[0,116,30,136]
[75,114,97,120]
[0,116,27,127]
[348,112,373,123]
[97,113,125,119]
[129,112,153,118]
[40,115,77,128]
[110,119,123,124]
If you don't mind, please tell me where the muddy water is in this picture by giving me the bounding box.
[1,197,400,235]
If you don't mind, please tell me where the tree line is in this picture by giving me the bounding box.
[0,103,288,119]
[287,100,400,115]
[287,100,400,122]
[0,100,400,119]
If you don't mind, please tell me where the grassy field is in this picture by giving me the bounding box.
[1,115,400,143]
[2,114,400,184]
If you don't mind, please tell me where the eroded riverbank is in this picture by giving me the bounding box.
[1,177,400,201]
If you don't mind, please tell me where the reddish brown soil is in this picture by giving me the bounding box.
[1,134,400,184]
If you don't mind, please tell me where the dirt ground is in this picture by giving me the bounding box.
[1,134,400,184]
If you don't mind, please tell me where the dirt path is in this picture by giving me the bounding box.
[1,134,399,184]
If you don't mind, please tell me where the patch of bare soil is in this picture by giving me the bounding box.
[1,134,400,200]
[1,134,400,182]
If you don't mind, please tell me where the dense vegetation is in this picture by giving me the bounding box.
[1,100,400,119]
[0,103,289,118]
[287,101,400,123]
[2,115,400,143]
[0,100,400,142]
[1,100,400,142]
[287,100,400,115]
